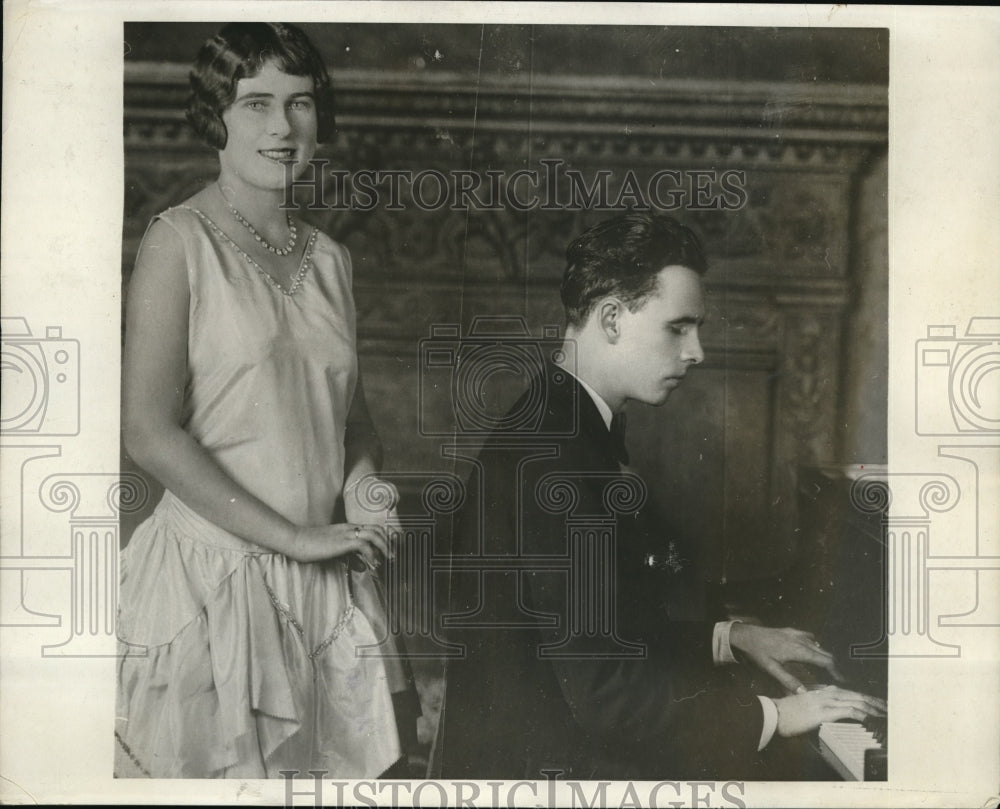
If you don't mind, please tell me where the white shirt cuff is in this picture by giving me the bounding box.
[712,619,740,665]
[757,696,779,750]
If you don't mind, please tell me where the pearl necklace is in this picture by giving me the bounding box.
[218,183,298,256]
[186,206,316,296]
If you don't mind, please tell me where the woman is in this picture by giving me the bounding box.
[116,23,409,778]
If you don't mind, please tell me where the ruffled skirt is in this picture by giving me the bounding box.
[115,492,401,778]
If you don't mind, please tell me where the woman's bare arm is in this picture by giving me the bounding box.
[341,370,401,530]
[342,371,383,490]
[122,219,386,563]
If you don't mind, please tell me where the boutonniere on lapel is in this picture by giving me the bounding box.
[643,541,685,573]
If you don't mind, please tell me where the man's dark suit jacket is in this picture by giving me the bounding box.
[439,364,767,780]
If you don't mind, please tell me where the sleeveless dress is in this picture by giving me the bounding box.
[115,206,401,778]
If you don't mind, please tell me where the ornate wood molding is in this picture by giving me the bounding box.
[125,62,886,168]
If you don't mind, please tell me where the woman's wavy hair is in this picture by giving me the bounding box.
[186,23,336,149]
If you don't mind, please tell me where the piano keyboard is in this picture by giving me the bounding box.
[817,718,887,781]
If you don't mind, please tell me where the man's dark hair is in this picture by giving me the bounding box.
[560,212,708,327]
[186,22,336,149]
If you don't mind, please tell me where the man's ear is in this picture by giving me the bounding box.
[597,298,622,343]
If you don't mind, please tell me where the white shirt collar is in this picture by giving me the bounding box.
[562,367,614,430]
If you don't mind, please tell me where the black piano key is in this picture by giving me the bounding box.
[864,715,887,746]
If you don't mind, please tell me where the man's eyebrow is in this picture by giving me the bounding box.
[668,315,705,325]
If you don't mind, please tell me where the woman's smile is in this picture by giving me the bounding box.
[259,147,298,162]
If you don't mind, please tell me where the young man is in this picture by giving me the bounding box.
[439,213,884,780]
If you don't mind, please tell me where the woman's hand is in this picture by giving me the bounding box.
[774,686,887,737]
[287,523,390,565]
[344,475,402,552]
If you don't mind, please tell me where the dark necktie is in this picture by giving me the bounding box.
[609,412,629,466]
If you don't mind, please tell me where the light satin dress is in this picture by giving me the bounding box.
[115,206,401,778]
